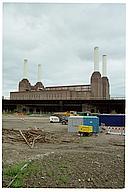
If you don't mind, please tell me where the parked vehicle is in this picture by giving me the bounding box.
[49,116,60,123]
[61,116,68,125]
[49,111,77,124]
[77,111,91,116]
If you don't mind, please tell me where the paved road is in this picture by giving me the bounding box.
[2,115,67,132]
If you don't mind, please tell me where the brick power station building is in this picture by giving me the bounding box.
[10,47,110,101]
[4,46,125,114]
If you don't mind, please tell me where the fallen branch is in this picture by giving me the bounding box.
[31,135,41,149]
[19,130,31,148]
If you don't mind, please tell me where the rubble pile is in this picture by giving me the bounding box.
[2,128,80,147]
[2,128,46,148]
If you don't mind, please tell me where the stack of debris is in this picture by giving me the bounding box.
[2,128,80,148]
[2,128,46,148]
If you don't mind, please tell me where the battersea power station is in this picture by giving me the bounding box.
[3,47,125,114]
[10,47,110,101]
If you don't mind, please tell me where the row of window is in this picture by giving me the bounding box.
[11,93,66,99]
[11,91,90,100]
[46,88,75,91]
[46,87,91,91]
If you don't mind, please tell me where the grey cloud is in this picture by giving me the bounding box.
[3,3,125,97]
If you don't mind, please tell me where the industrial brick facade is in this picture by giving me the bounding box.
[10,47,110,101]
[10,71,110,100]
[10,89,91,100]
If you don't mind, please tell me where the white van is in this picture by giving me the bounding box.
[49,116,60,123]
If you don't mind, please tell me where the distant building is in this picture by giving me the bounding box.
[10,47,110,100]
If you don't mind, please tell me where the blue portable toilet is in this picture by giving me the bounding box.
[83,116,99,133]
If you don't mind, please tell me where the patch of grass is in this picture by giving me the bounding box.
[3,158,71,187]
[58,164,70,184]
[59,174,69,184]
[46,169,54,177]
[3,161,26,177]
[24,161,41,176]
[58,164,68,174]
[3,161,27,187]
[3,160,42,188]
[11,178,23,188]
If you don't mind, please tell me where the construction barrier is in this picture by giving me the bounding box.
[107,127,125,136]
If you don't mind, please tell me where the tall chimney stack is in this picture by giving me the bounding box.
[23,59,28,79]
[38,64,42,82]
[94,47,99,71]
[101,54,110,99]
[102,55,107,77]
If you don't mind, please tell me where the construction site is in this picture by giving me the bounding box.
[2,113,125,188]
[2,47,125,188]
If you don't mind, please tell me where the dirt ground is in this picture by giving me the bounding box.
[2,114,125,188]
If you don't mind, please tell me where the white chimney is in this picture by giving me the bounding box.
[23,59,28,79]
[94,47,99,71]
[38,64,42,82]
[102,55,107,77]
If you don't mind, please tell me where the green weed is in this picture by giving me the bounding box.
[59,174,69,183]
[3,160,41,188]
[11,178,23,188]
[47,169,54,177]
[4,161,26,177]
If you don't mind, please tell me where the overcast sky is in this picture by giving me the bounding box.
[3,3,125,98]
